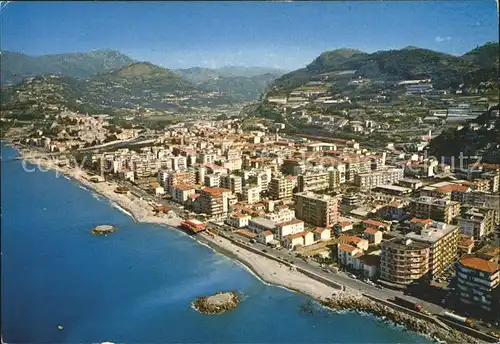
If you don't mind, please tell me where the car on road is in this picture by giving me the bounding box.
[375,284,384,289]
[364,279,376,286]
[347,273,357,279]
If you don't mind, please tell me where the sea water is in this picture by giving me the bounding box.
[1,145,430,343]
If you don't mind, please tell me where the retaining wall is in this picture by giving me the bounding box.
[364,294,499,343]
[438,317,499,343]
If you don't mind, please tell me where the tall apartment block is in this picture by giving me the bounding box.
[294,192,339,227]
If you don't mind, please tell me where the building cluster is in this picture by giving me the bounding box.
[86,119,499,314]
[22,111,140,152]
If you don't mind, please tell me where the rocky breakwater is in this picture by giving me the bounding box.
[321,295,484,344]
[91,225,116,236]
[192,291,240,315]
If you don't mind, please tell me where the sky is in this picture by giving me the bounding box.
[1,1,498,70]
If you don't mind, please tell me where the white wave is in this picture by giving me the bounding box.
[63,176,71,180]
[92,193,102,201]
[78,185,89,191]
[110,202,134,219]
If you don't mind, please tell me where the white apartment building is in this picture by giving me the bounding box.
[242,185,261,204]
[264,208,295,223]
[171,184,196,204]
[276,219,305,239]
[226,213,251,228]
[204,174,221,187]
[354,168,404,189]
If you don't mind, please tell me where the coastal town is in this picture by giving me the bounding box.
[6,101,499,342]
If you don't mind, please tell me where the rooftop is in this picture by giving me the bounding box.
[406,223,459,244]
[364,227,380,235]
[382,237,430,251]
[249,217,276,229]
[338,243,358,253]
[277,219,304,227]
[284,231,313,240]
[202,187,231,196]
[295,191,338,202]
[459,256,499,274]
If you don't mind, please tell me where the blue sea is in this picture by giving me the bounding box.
[1,145,430,343]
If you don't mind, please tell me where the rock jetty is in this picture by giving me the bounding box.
[192,291,240,314]
[321,295,483,344]
[91,225,116,235]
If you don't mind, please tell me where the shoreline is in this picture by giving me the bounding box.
[5,143,488,344]
[9,143,183,228]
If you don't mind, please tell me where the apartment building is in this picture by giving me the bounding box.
[264,208,295,223]
[204,174,221,187]
[297,170,340,192]
[199,152,217,164]
[456,256,499,312]
[248,217,276,233]
[276,219,305,239]
[194,187,232,217]
[457,206,497,240]
[405,222,460,279]
[298,171,330,192]
[171,184,196,204]
[170,156,188,171]
[226,212,251,228]
[354,168,404,189]
[164,171,196,193]
[269,177,295,200]
[295,192,339,227]
[220,174,243,195]
[344,156,371,182]
[338,244,364,269]
[380,237,431,286]
[242,185,261,204]
[410,196,461,224]
[283,231,315,249]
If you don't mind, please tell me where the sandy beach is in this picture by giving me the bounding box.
[15,147,183,228]
[198,232,360,302]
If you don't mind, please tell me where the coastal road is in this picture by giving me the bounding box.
[206,223,448,315]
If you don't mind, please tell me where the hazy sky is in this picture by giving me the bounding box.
[1,1,498,70]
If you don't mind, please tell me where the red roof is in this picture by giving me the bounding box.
[363,228,380,235]
[339,235,363,244]
[261,230,273,236]
[172,184,196,191]
[338,243,358,253]
[202,187,231,196]
[459,256,499,274]
[284,231,313,240]
[362,219,387,228]
[410,217,432,225]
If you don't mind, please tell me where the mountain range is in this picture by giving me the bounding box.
[269,42,499,93]
[0,49,135,85]
[0,49,286,104]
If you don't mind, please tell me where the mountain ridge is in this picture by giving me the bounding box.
[269,42,499,93]
[0,49,136,85]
